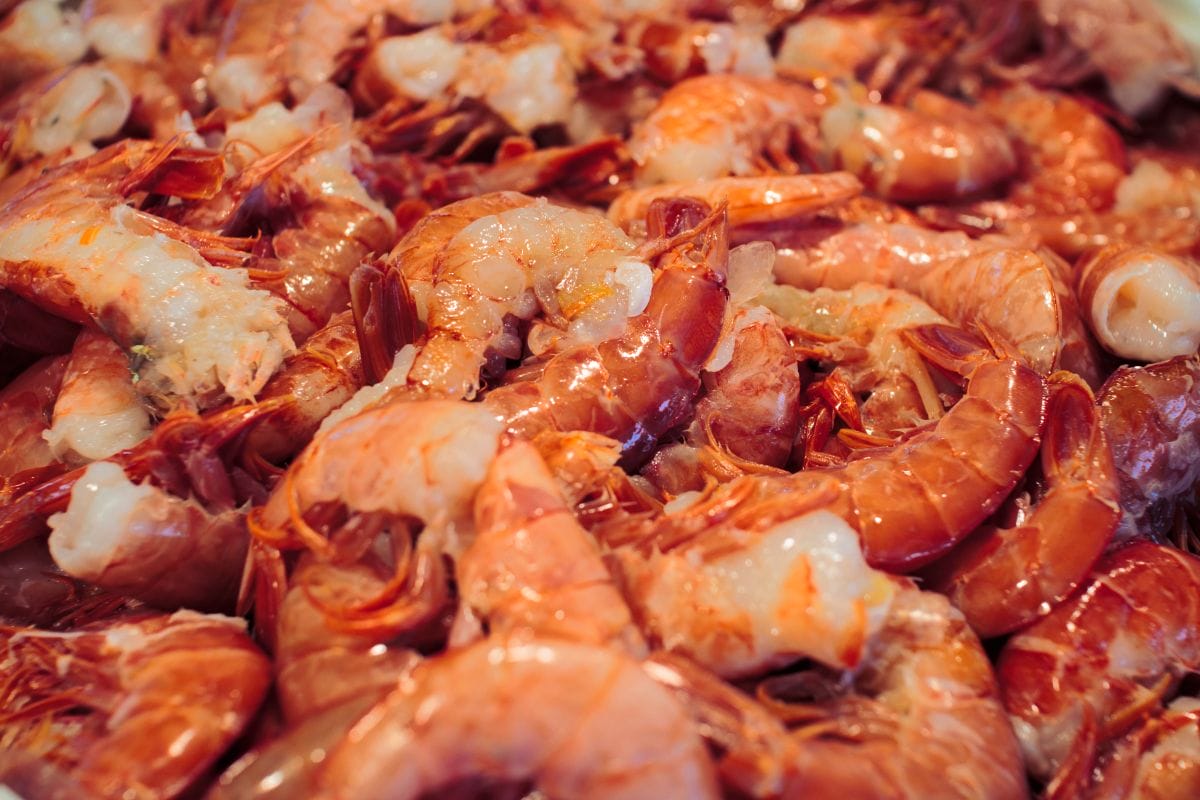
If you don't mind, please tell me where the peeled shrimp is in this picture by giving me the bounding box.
[315,637,720,799]
[614,507,896,677]
[46,461,248,613]
[998,542,1200,788]
[43,328,151,465]
[0,0,87,94]
[0,140,294,408]
[1076,244,1200,361]
[0,610,270,799]
[81,0,165,63]
[925,373,1120,638]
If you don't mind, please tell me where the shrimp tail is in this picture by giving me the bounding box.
[350,261,420,385]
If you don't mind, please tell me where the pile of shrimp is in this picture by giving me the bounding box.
[3,0,1200,797]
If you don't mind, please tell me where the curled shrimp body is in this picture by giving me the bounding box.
[0,353,68,478]
[0,0,87,95]
[608,327,1046,573]
[821,89,1017,203]
[998,542,1200,788]
[0,140,294,408]
[613,506,897,678]
[404,197,649,398]
[1076,244,1200,362]
[46,461,248,613]
[0,610,271,799]
[628,74,821,184]
[925,373,1120,638]
[1098,356,1200,541]
[463,439,645,651]
[774,221,1102,386]
[315,637,720,799]
[43,328,152,465]
[1084,697,1200,800]
[771,587,1029,800]
[481,198,729,468]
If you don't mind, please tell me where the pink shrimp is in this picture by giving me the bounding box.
[774,221,1103,386]
[998,542,1200,791]
[481,197,730,468]
[0,610,271,799]
[1075,244,1200,362]
[1098,356,1200,542]
[0,353,68,479]
[0,139,294,408]
[603,325,1046,573]
[314,636,720,799]
[43,328,152,466]
[924,372,1121,638]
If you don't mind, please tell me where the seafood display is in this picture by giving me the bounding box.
[2,0,1200,798]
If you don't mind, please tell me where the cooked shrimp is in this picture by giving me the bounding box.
[763,587,1029,799]
[1084,697,1200,800]
[1076,244,1200,361]
[481,198,729,467]
[607,172,863,231]
[0,353,68,478]
[45,461,247,613]
[0,63,131,173]
[820,88,1017,203]
[642,303,800,494]
[1098,355,1200,541]
[614,506,897,677]
[758,281,951,437]
[406,197,648,397]
[624,16,773,84]
[81,0,166,63]
[43,328,152,465]
[246,310,364,463]
[0,538,126,629]
[252,399,505,556]
[604,326,1045,573]
[0,0,87,94]
[925,373,1120,638]
[315,637,720,799]
[774,221,1102,385]
[0,610,271,799]
[462,438,645,651]
[998,542,1200,787]
[627,74,821,184]
[0,140,294,408]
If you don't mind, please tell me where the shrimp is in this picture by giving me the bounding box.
[0,288,79,358]
[245,310,364,463]
[759,587,1029,799]
[613,504,897,677]
[997,542,1200,788]
[607,172,863,231]
[773,221,1103,386]
[405,197,650,398]
[624,16,773,84]
[45,460,248,613]
[0,0,87,95]
[0,140,294,408]
[627,74,822,184]
[314,637,720,799]
[0,63,131,174]
[758,281,952,438]
[1098,356,1200,542]
[0,610,270,799]
[820,88,1017,203]
[462,438,645,651]
[0,354,68,478]
[642,304,800,494]
[80,0,166,63]
[43,328,152,465]
[0,538,127,629]
[924,372,1121,638]
[1083,697,1200,800]
[1076,244,1200,362]
[604,325,1045,573]
[481,197,729,468]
